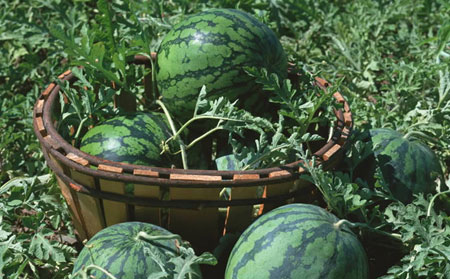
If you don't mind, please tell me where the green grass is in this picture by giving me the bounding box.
[0,0,449,278]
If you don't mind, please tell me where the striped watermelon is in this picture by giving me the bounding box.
[225,204,369,279]
[369,128,442,203]
[71,222,202,279]
[156,8,287,120]
[80,112,175,167]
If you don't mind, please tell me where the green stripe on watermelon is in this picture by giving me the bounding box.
[80,112,176,167]
[156,8,287,121]
[72,222,202,279]
[369,128,443,203]
[225,204,369,279]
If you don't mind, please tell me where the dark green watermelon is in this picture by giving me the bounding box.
[71,222,202,279]
[80,112,174,166]
[368,128,443,203]
[156,8,287,120]
[225,204,369,279]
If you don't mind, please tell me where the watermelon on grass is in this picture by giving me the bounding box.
[71,222,202,279]
[368,128,443,203]
[225,204,369,279]
[156,8,288,121]
[80,112,175,167]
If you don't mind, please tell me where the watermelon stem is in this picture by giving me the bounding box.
[183,126,224,151]
[156,100,189,169]
[164,115,244,156]
[427,189,450,217]
[333,219,355,230]
[136,231,182,244]
[74,117,89,140]
[403,129,439,144]
[335,219,403,242]
[171,115,245,140]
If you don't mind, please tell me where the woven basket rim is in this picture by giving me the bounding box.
[33,54,353,189]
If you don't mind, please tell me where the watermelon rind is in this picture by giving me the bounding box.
[71,222,202,279]
[80,112,175,167]
[225,203,369,279]
[156,8,287,120]
[369,128,443,203]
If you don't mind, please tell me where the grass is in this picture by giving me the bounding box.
[0,0,449,278]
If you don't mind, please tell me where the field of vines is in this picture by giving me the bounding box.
[0,0,449,278]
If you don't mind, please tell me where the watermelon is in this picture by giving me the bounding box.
[225,204,369,279]
[368,128,443,203]
[71,222,202,279]
[155,8,287,120]
[80,112,175,166]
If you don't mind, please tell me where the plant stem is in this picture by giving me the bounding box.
[297,87,330,137]
[184,126,224,151]
[74,117,89,140]
[136,231,182,243]
[403,130,440,145]
[334,219,403,242]
[156,100,189,169]
[169,126,225,156]
[170,115,244,141]
[333,219,355,230]
[431,247,450,263]
[176,258,194,279]
[427,189,450,217]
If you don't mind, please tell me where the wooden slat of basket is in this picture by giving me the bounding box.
[58,70,72,80]
[114,91,136,112]
[323,144,341,161]
[260,181,294,214]
[293,179,317,204]
[42,83,55,100]
[338,127,351,145]
[169,186,221,253]
[223,174,259,234]
[333,92,345,103]
[55,176,87,240]
[99,179,128,226]
[47,151,88,240]
[261,170,294,214]
[35,117,46,137]
[344,112,352,127]
[36,99,45,116]
[66,153,89,166]
[133,184,161,226]
[70,170,105,238]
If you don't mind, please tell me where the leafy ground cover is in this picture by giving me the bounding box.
[0,0,449,278]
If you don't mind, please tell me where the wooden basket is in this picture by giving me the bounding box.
[33,55,353,253]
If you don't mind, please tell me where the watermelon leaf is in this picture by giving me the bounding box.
[147,271,169,279]
[91,42,106,69]
[192,252,218,266]
[193,85,208,117]
[381,192,450,279]
[168,247,216,279]
[29,229,66,263]
[0,236,15,276]
[96,0,116,52]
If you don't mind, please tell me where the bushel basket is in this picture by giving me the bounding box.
[33,54,353,254]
